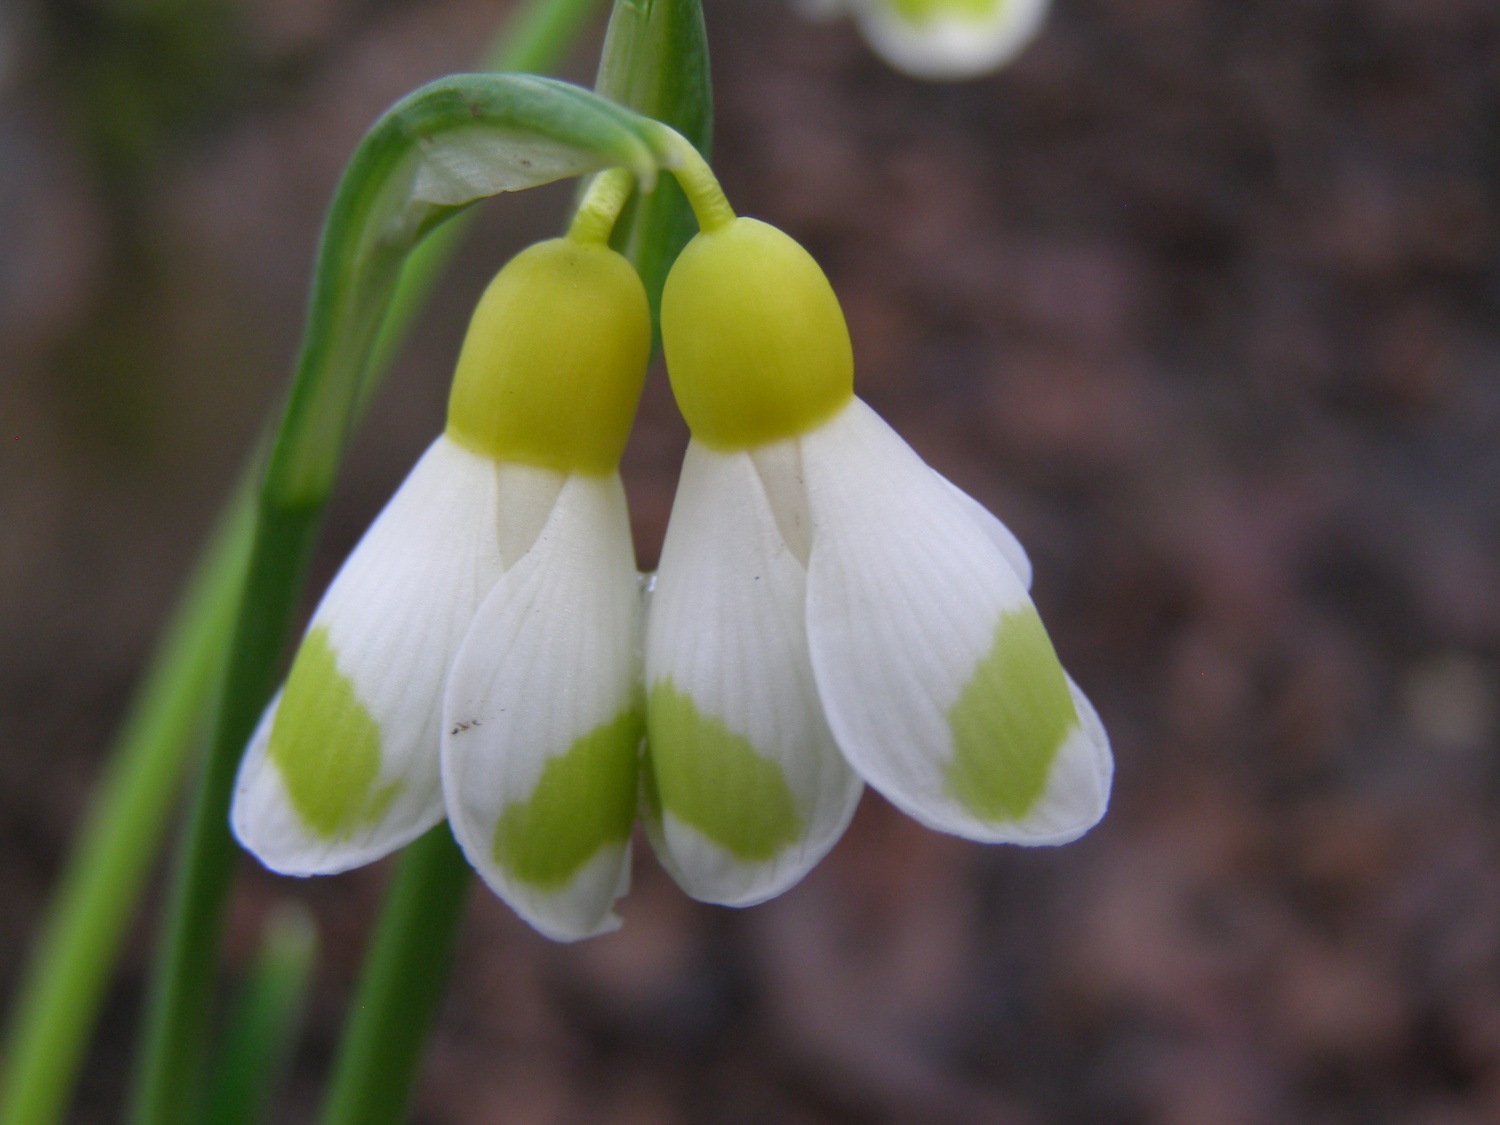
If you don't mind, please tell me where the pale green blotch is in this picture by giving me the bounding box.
[889,0,997,25]
[492,710,641,889]
[268,626,400,839]
[644,680,803,862]
[945,607,1078,821]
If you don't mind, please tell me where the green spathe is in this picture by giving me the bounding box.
[645,680,803,861]
[889,0,998,24]
[945,607,1077,821]
[492,709,641,889]
[268,626,398,839]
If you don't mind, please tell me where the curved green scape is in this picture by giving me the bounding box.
[269,72,677,506]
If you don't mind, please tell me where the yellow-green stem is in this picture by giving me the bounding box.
[568,167,637,244]
[658,124,734,231]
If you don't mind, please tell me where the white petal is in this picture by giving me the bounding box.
[802,399,1111,844]
[848,0,1050,81]
[232,436,510,874]
[643,441,862,906]
[442,473,642,942]
[940,476,1032,591]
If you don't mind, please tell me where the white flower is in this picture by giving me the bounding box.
[643,215,1111,904]
[799,0,1050,81]
[232,234,651,941]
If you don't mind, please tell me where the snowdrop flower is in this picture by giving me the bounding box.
[798,0,1050,81]
[233,228,651,940]
[643,215,1111,906]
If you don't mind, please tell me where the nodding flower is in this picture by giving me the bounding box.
[233,144,1109,942]
[641,215,1112,906]
[233,221,652,942]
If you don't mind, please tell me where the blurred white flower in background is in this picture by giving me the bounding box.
[796,0,1050,81]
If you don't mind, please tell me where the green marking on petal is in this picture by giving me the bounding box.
[639,745,663,825]
[268,626,400,839]
[492,709,641,889]
[945,607,1077,822]
[888,0,998,26]
[644,680,803,862]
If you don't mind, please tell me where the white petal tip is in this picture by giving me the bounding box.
[853,0,1050,81]
[458,836,632,943]
[230,697,446,877]
[900,677,1113,847]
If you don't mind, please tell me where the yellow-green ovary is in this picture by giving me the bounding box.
[492,710,641,889]
[889,0,997,23]
[645,681,804,861]
[268,626,399,839]
[445,238,650,475]
[661,218,853,450]
[945,607,1078,821]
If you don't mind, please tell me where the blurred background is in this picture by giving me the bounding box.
[3,0,1500,1121]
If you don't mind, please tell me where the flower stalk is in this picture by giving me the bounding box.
[316,829,471,1125]
[568,167,639,245]
[659,126,735,232]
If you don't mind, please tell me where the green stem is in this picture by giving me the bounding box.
[568,167,637,243]
[317,829,471,1125]
[658,124,734,231]
[200,905,317,1125]
[0,475,256,1125]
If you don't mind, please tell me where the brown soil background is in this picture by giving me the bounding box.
[3,0,1500,1121]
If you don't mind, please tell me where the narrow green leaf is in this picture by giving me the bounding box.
[0,469,255,1125]
[483,0,607,73]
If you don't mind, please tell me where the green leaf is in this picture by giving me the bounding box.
[594,0,712,344]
